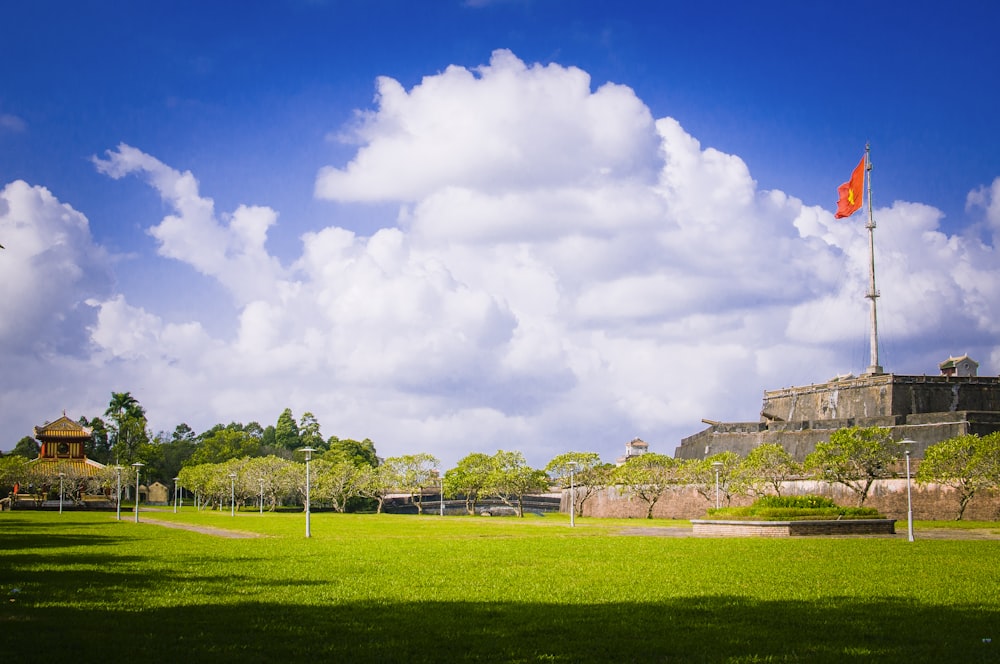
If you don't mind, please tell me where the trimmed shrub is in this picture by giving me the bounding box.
[705,495,883,520]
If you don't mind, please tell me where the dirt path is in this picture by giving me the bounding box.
[137,517,263,539]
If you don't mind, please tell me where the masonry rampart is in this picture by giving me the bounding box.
[574,480,1000,522]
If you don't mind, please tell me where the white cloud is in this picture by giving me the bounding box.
[93,144,285,305]
[0,180,112,355]
[0,113,27,133]
[4,51,1000,467]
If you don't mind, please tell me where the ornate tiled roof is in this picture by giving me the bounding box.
[27,458,107,477]
[34,414,93,440]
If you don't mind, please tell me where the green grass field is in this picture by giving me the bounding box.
[2,510,999,663]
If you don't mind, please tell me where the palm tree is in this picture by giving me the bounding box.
[105,392,147,464]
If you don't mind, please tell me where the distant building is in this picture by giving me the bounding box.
[32,413,106,477]
[676,355,1000,461]
[939,354,978,377]
[615,437,648,465]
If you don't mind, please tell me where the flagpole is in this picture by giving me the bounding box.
[864,143,882,375]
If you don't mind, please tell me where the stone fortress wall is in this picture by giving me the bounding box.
[675,372,1000,462]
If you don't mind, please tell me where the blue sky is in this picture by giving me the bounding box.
[2,1,999,466]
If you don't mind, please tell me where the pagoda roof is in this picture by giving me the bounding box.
[28,457,107,477]
[34,414,92,440]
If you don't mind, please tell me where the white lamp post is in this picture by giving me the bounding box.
[229,472,237,517]
[58,472,66,514]
[131,462,144,523]
[900,439,915,542]
[567,461,578,528]
[114,465,123,521]
[173,477,180,513]
[299,447,316,538]
[439,472,445,517]
[259,477,265,515]
[712,461,723,510]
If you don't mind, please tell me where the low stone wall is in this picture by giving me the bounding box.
[572,480,1000,521]
[690,519,896,537]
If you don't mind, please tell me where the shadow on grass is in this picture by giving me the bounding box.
[2,596,997,663]
[0,516,130,551]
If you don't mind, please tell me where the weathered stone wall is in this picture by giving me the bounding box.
[575,480,1000,522]
[675,415,984,461]
[760,374,1000,423]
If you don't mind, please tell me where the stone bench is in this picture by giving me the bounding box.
[690,518,896,537]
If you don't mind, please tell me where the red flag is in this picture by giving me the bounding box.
[835,155,865,218]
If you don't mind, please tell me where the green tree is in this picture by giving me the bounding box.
[150,424,198,484]
[325,437,379,468]
[312,458,366,512]
[384,453,440,514]
[11,436,40,459]
[0,455,31,498]
[275,408,301,451]
[613,453,681,518]
[444,452,494,515]
[805,426,898,506]
[104,391,149,464]
[681,452,742,507]
[81,417,111,463]
[190,424,261,465]
[356,464,394,513]
[239,455,298,511]
[485,450,548,518]
[299,412,325,450]
[737,443,799,497]
[545,451,607,517]
[917,433,1000,520]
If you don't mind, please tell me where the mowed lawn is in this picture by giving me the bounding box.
[2,511,999,663]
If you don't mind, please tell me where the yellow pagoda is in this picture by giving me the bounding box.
[32,413,106,477]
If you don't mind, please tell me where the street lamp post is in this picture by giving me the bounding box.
[900,439,916,542]
[58,472,66,514]
[114,465,123,521]
[567,461,578,528]
[229,473,237,517]
[299,447,316,538]
[439,473,445,517]
[131,462,144,523]
[259,477,265,515]
[712,461,723,510]
[173,477,180,513]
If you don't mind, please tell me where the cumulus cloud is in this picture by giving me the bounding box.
[0,180,112,355]
[4,50,1000,466]
[93,144,285,305]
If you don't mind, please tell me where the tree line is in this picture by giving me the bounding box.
[3,394,1000,521]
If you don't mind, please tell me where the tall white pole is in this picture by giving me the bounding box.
[173,477,180,513]
[115,466,122,521]
[899,439,916,542]
[229,473,236,517]
[864,143,882,375]
[132,462,144,523]
[439,474,445,517]
[58,473,65,514]
[259,477,264,515]
[570,468,576,528]
[299,447,316,538]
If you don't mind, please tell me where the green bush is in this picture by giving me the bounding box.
[706,495,883,520]
[753,495,837,509]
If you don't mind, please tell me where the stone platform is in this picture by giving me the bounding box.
[690,518,897,537]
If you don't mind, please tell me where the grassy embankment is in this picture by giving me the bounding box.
[2,510,999,662]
